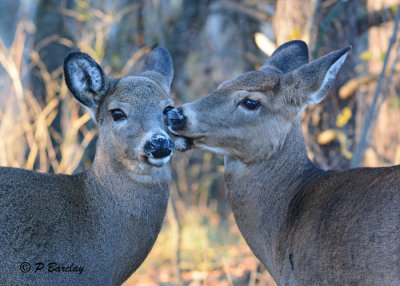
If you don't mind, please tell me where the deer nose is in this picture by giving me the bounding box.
[144,134,175,159]
[165,107,186,130]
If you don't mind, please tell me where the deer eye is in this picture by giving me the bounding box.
[163,106,174,115]
[240,98,260,110]
[110,109,127,121]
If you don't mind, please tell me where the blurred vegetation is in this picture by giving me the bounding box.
[0,0,399,285]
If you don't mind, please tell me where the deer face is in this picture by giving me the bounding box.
[167,41,350,164]
[167,71,297,163]
[97,76,175,168]
[64,47,175,170]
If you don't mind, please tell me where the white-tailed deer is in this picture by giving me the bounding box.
[0,47,176,285]
[166,41,400,285]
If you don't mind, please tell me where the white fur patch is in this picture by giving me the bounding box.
[308,53,348,104]
[182,105,198,129]
[137,130,174,165]
[173,136,189,151]
[71,61,88,92]
[153,133,168,141]
[77,59,102,92]
[148,155,172,167]
[197,144,227,155]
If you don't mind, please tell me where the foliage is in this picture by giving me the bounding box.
[1,0,399,285]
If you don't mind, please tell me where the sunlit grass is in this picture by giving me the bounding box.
[125,207,276,286]
[0,3,277,285]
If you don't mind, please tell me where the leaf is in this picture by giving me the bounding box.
[254,32,276,56]
[336,131,352,160]
[336,107,352,128]
[289,27,301,41]
[339,75,378,99]
[380,52,386,62]
[203,152,212,163]
[317,129,337,145]
[360,51,373,61]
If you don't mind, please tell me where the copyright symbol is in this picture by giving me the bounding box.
[20,262,31,273]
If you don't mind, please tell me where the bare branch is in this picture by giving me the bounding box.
[357,6,397,36]
[218,1,272,22]
[312,0,348,59]
[350,5,400,168]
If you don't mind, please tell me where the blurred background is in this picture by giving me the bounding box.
[0,0,399,285]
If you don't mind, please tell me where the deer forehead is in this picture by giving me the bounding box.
[220,71,280,92]
[113,76,169,102]
[230,90,266,102]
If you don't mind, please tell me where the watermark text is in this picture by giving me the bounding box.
[20,262,84,275]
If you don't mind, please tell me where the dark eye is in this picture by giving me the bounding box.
[240,98,260,110]
[163,106,174,115]
[110,109,127,121]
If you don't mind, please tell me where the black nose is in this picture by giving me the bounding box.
[144,135,175,159]
[165,107,186,130]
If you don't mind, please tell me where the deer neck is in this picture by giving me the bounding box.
[82,138,170,280]
[224,122,324,279]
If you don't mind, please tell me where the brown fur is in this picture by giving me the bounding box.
[0,47,175,285]
[167,41,400,285]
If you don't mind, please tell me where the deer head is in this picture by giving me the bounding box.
[64,47,175,173]
[166,41,350,164]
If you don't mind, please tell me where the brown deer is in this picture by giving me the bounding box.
[166,40,400,285]
[0,47,176,285]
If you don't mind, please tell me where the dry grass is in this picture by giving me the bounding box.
[124,209,276,286]
[0,21,95,173]
[0,3,277,285]
[0,4,148,174]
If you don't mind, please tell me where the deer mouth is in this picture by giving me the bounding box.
[144,155,172,167]
[169,134,194,152]
[167,129,201,152]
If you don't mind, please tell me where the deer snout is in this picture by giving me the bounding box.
[165,107,186,131]
[144,134,175,159]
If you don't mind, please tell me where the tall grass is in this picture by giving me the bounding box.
[0,3,276,285]
[0,3,145,174]
[0,21,93,173]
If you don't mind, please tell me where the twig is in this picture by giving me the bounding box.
[338,74,379,99]
[218,0,272,22]
[248,266,257,286]
[34,35,74,52]
[356,6,397,36]
[167,190,184,286]
[222,257,234,286]
[350,5,400,168]
[118,46,151,77]
[312,0,348,59]
[379,30,400,105]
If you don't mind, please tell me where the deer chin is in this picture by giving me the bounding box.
[145,155,172,168]
[122,155,170,175]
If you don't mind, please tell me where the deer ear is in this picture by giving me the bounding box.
[64,52,109,113]
[139,46,174,95]
[261,40,309,74]
[289,46,351,106]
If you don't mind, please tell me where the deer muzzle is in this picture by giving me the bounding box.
[144,134,175,159]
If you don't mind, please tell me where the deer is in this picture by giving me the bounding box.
[0,46,177,286]
[166,40,400,285]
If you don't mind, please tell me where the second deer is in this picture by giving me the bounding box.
[167,40,400,285]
